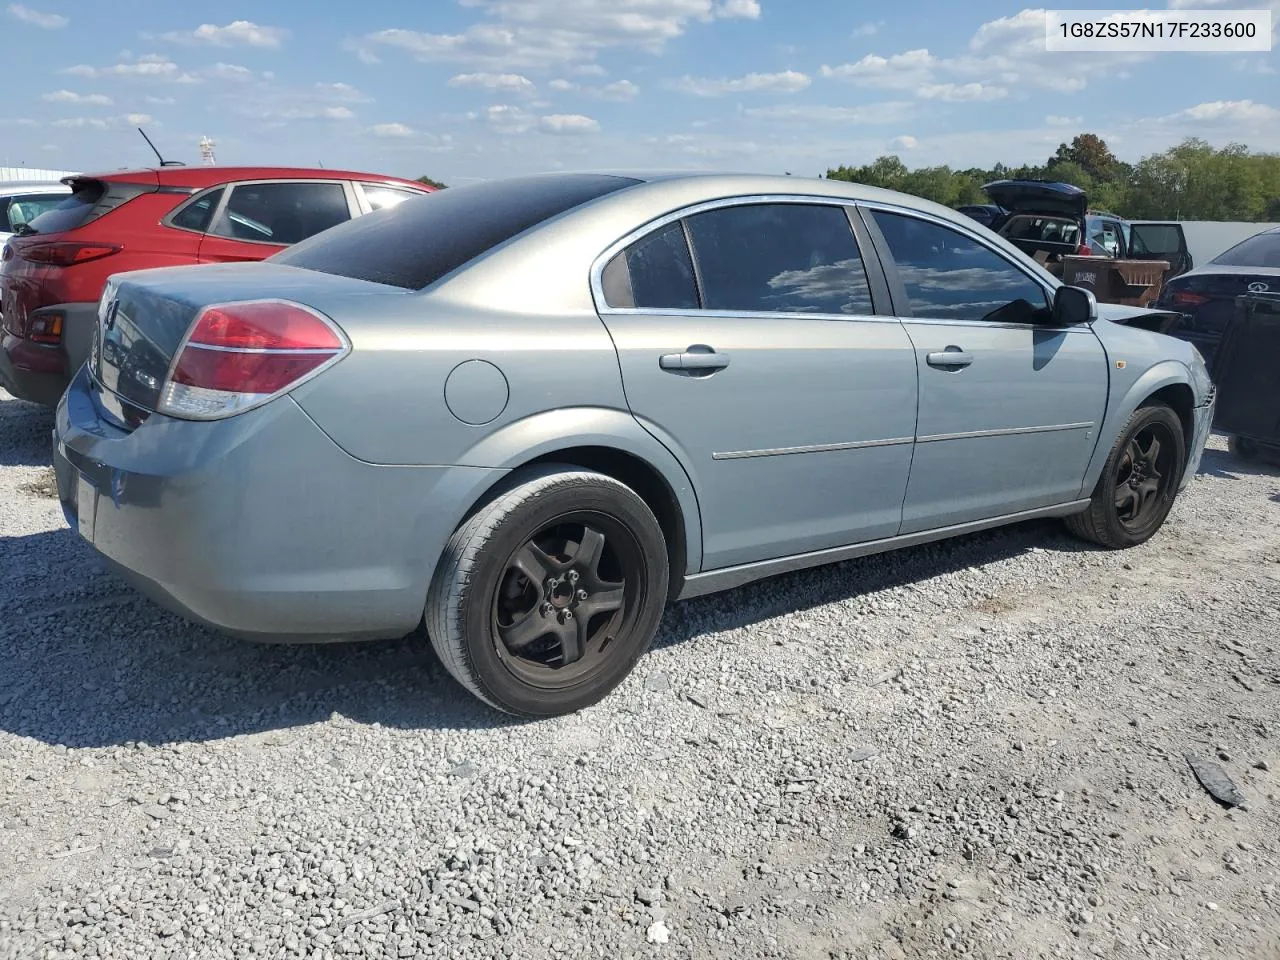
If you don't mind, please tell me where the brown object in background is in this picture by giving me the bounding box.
[1059,255,1170,308]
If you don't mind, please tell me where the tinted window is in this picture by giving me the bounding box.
[212,182,351,245]
[1,193,66,233]
[685,203,873,314]
[1131,224,1188,258]
[873,211,1051,324]
[274,174,641,290]
[1000,214,1080,246]
[26,180,105,235]
[1212,231,1280,268]
[170,188,224,233]
[603,221,699,309]
[361,184,420,211]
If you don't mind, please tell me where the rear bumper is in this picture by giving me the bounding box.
[54,368,507,642]
[0,301,97,406]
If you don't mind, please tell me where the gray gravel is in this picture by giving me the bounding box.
[2,385,1279,960]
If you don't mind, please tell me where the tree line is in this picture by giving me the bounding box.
[416,133,1280,222]
[826,134,1280,222]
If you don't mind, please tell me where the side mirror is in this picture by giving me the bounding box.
[1053,284,1097,326]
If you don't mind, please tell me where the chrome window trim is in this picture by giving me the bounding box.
[589,193,881,321]
[204,178,360,248]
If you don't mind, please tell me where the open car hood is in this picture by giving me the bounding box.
[982,179,1087,219]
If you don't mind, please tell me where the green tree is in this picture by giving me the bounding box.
[1048,133,1120,182]
[417,175,447,189]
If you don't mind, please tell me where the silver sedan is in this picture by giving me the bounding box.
[52,172,1216,716]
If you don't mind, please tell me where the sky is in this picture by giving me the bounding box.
[2,0,1278,183]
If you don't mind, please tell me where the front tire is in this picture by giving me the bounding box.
[426,467,669,717]
[1065,402,1186,549]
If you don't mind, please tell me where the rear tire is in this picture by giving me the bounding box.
[1065,402,1186,549]
[426,466,669,717]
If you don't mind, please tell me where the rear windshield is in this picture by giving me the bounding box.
[1000,215,1080,245]
[1212,231,1280,268]
[25,180,105,235]
[271,173,641,290]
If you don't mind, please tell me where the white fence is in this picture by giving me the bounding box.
[0,167,79,183]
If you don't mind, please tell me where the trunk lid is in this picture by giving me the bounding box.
[982,179,1088,219]
[88,261,402,428]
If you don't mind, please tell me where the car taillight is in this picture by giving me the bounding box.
[1076,243,1092,256]
[1170,289,1209,306]
[18,241,121,267]
[158,300,349,420]
[27,311,64,345]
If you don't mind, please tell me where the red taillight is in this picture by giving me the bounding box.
[17,241,121,267]
[1170,289,1209,306]
[1076,243,1092,256]
[159,300,349,420]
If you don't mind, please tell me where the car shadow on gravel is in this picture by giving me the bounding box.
[0,395,55,468]
[0,530,517,749]
[1198,448,1280,480]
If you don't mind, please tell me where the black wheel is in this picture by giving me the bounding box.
[1065,402,1186,549]
[426,466,669,717]
[1228,435,1260,462]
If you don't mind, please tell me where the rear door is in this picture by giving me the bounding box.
[196,180,358,264]
[1129,222,1192,278]
[594,198,919,571]
[863,206,1108,533]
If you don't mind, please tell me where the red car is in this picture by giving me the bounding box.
[0,165,435,405]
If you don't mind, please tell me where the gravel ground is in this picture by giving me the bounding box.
[2,385,1279,960]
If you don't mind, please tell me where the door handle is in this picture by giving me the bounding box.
[926,349,974,370]
[659,346,730,373]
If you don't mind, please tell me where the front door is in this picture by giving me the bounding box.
[595,200,919,571]
[864,207,1108,534]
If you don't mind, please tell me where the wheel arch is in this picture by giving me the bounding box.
[1082,361,1196,494]
[449,408,703,599]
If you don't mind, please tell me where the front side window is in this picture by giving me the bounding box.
[685,203,873,315]
[360,184,421,212]
[211,181,351,245]
[873,210,1051,324]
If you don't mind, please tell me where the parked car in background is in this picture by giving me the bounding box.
[983,179,1192,279]
[0,181,71,246]
[956,203,1006,229]
[1155,225,1280,367]
[51,172,1214,718]
[1,166,435,405]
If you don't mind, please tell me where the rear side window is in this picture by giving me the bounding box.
[602,221,699,310]
[273,173,642,290]
[212,182,351,245]
[169,187,225,233]
[1131,224,1187,258]
[685,203,873,315]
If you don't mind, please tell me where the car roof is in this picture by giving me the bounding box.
[71,166,431,190]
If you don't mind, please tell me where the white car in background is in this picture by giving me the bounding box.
[1,181,72,246]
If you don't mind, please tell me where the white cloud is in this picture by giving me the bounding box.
[210,62,253,81]
[573,63,609,77]
[162,20,287,49]
[891,135,919,150]
[715,0,760,17]
[549,78,576,92]
[351,0,771,70]
[742,101,911,124]
[540,113,601,134]
[821,49,935,89]
[42,90,113,106]
[916,81,1008,102]
[6,3,65,27]
[61,54,203,84]
[474,104,536,134]
[669,70,811,96]
[125,113,152,125]
[1045,114,1083,126]
[52,113,154,130]
[599,79,641,100]
[314,82,370,102]
[448,72,536,94]
[371,122,415,137]
[1162,99,1280,123]
[852,20,884,37]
